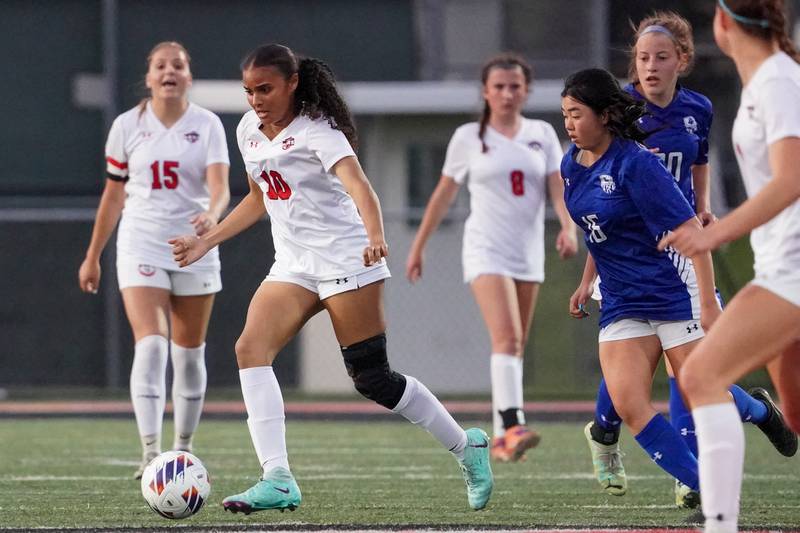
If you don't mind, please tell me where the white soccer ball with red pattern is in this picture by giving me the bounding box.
[140,450,210,519]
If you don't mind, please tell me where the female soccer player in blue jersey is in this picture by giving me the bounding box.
[577,12,796,506]
[661,1,800,531]
[560,67,721,499]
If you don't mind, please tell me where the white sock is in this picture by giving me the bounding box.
[392,375,468,460]
[491,353,525,437]
[130,335,169,450]
[239,366,290,475]
[170,342,207,451]
[693,402,744,533]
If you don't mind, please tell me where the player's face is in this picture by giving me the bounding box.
[713,7,733,57]
[145,46,192,101]
[242,66,299,127]
[482,66,528,118]
[561,96,608,151]
[635,32,685,103]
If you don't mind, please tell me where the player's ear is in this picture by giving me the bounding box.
[288,72,299,93]
[601,111,610,126]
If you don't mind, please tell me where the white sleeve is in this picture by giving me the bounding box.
[235,114,250,160]
[761,77,800,144]
[205,114,230,167]
[308,120,356,172]
[104,115,128,180]
[542,122,564,175]
[441,127,472,184]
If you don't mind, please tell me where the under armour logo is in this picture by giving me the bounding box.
[686,323,699,334]
[335,277,349,285]
[680,428,695,436]
[653,451,663,462]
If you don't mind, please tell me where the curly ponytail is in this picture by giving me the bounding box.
[295,58,358,150]
[562,68,648,143]
[240,43,358,150]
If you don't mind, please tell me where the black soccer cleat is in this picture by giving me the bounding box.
[749,387,798,457]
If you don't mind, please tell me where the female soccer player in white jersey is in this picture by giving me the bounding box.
[561,67,723,499]
[661,1,800,531]
[169,43,493,514]
[579,12,796,506]
[77,42,231,478]
[406,53,578,463]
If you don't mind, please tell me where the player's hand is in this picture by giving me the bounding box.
[169,235,210,268]
[658,224,716,256]
[696,211,717,227]
[700,301,722,332]
[406,248,424,283]
[569,283,594,319]
[78,257,101,294]
[190,211,218,236]
[363,240,389,267]
[555,227,578,259]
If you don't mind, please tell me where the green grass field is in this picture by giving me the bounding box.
[0,418,798,530]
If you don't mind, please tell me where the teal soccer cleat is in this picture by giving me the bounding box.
[222,467,301,514]
[459,427,494,510]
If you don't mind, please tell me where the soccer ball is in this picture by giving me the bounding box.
[140,450,210,519]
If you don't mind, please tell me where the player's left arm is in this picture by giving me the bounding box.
[546,170,578,259]
[661,137,800,255]
[678,216,721,330]
[331,155,388,266]
[191,163,230,236]
[691,164,715,226]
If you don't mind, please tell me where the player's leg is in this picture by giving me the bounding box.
[584,378,627,496]
[324,276,492,510]
[680,284,800,533]
[169,286,215,453]
[601,332,699,493]
[121,285,171,478]
[470,275,537,462]
[766,340,800,434]
[223,280,322,514]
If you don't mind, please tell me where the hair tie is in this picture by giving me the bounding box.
[718,0,770,28]
[640,24,675,39]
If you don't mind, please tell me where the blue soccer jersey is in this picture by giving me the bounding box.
[562,138,698,327]
[624,84,712,210]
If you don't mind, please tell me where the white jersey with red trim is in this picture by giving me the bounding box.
[236,112,377,279]
[442,118,563,283]
[105,102,229,272]
[733,52,800,279]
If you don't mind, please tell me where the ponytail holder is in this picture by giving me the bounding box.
[718,0,770,28]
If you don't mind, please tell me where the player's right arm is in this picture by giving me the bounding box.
[569,253,596,318]
[405,175,461,282]
[171,175,266,267]
[79,178,127,294]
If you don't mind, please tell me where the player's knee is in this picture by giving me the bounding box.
[678,360,715,401]
[492,335,522,356]
[234,335,275,368]
[341,333,406,409]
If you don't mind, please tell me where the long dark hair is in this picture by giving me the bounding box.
[561,68,648,142]
[478,53,533,153]
[721,0,800,63]
[240,43,358,150]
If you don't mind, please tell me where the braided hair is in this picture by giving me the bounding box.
[478,53,532,153]
[240,44,358,150]
[561,68,648,143]
[723,0,800,63]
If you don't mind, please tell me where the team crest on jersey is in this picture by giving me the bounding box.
[138,264,156,277]
[683,116,697,134]
[599,174,616,194]
[184,131,200,143]
[282,137,295,151]
[528,141,542,151]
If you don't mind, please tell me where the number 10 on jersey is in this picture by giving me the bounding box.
[259,170,292,200]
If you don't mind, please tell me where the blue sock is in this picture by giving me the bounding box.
[730,385,769,424]
[595,378,623,431]
[635,414,699,490]
[668,377,697,457]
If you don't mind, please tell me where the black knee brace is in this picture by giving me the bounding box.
[341,333,406,409]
